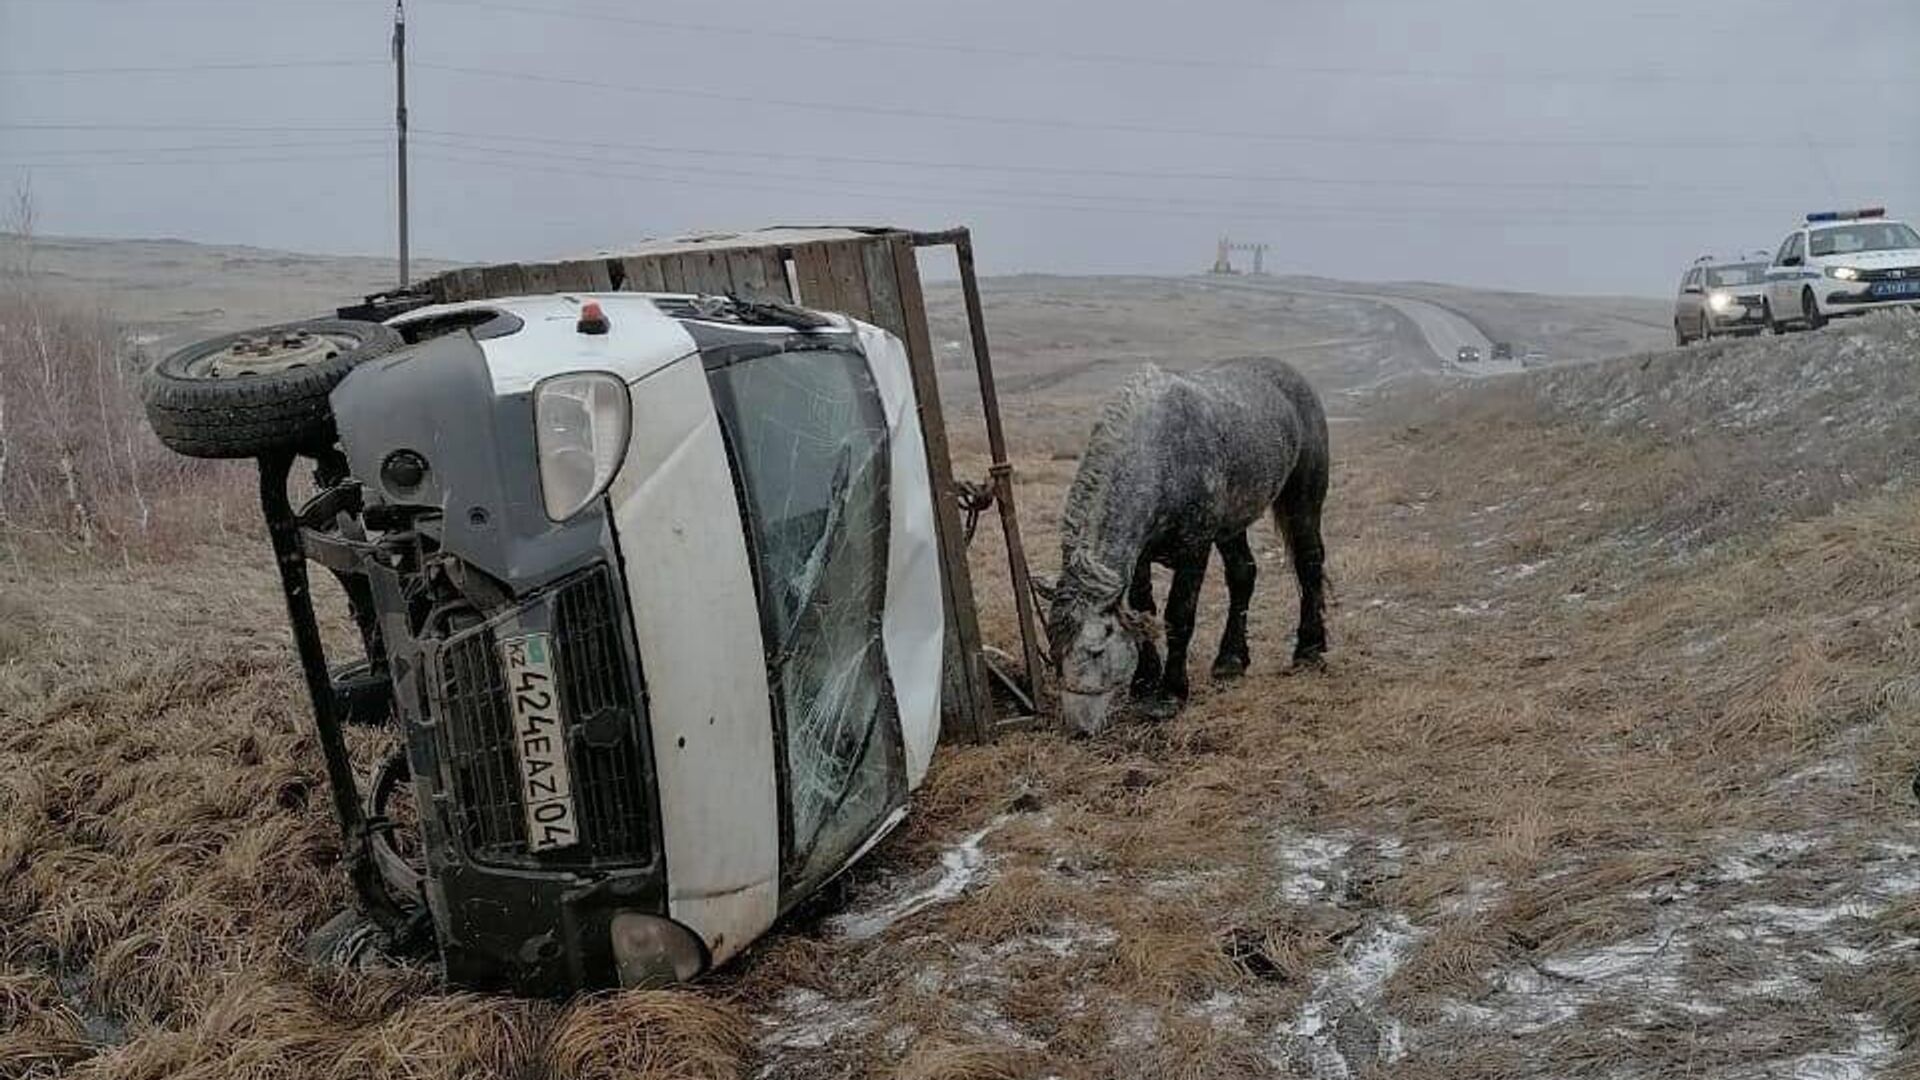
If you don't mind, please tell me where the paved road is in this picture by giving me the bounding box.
[1192,277,1520,377]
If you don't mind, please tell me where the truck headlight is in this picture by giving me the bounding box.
[1827,266,1861,281]
[534,372,631,521]
[1707,291,1738,312]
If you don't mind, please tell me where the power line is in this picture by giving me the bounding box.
[0,121,388,133]
[422,0,1902,88]
[406,147,1771,228]
[0,151,389,169]
[410,133,1810,216]
[0,137,388,156]
[410,126,1842,197]
[411,61,1905,151]
[0,59,382,76]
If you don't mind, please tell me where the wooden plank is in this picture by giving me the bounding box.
[657,254,692,293]
[859,239,907,340]
[724,249,786,301]
[822,240,874,321]
[553,259,610,291]
[521,262,561,294]
[702,250,736,294]
[434,267,483,303]
[885,232,993,743]
[790,243,836,312]
[478,263,529,299]
[674,252,711,294]
[622,256,667,293]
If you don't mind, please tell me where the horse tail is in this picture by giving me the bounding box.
[1273,385,1333,611]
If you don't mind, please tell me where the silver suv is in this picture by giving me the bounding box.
[1674,255,1770,344]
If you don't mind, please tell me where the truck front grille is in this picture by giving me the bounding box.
[431,567,653,868]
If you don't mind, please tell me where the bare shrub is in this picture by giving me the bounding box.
[0,209,245,557]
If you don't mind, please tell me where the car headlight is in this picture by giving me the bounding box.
[1707,291,1739,312]
[534,372,631,521]
[1827,266,1861,281]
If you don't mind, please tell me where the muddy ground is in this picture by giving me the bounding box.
[4,244,1918,1080]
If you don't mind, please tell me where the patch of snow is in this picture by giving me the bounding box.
[953,1000,1043,1050]
[1727,900,1877,936]
[990,921,1118,960]
[1771,1014,1899,1080]
[1186,990,1250,1034]
[1145,868,1235,899]
[1439,878,1501,918]
[1278,915,1420,1079]
[1714,831,1818,884]
[757,988,876,1052]
[1108,1005,1163,1050]
[1274,831,1353,904]
[1448,599,1494,616]
[830,815,1011,942]
[1681,631,1728,657]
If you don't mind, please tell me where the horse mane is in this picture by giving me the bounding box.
[1058,364,1172,605]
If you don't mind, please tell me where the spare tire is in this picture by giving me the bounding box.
[143,318,405,459]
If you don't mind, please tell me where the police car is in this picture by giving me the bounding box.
[1763,208,1920,332]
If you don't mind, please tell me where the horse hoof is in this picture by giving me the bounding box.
[1290,649,1327,672]
[1138,694,1183,721]
[1211,656,1249,681]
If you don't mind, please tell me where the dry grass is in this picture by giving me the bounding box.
[7,287,1920,1077]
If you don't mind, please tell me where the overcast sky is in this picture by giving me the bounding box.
[3,0,1916,295]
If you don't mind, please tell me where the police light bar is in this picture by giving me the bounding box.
[1806,207,1887,223]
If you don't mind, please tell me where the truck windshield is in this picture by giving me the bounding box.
[1809,223,1920,257]
[1706,264,1766,287]
[706,344,904,894]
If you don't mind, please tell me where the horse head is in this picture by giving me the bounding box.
[1035,574,1156,736]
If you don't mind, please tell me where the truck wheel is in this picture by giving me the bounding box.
[1801,288,1827,331]
[143,319,404,459]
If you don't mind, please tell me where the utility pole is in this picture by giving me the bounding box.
[393,0,410,286]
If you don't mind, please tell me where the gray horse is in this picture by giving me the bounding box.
[1039,358,1330,735]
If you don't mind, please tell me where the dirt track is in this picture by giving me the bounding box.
[5,255,1918,1080]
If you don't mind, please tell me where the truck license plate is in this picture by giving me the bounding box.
[499,632,580,852]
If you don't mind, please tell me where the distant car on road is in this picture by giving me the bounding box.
[1674,255,1770,344]
[1763,208,1920,332]
[1490,342,1514,362]
[1456,345,1480,364]
[1521,348,1545,367]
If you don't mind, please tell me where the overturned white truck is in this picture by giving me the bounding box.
[141,227,1043,995]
